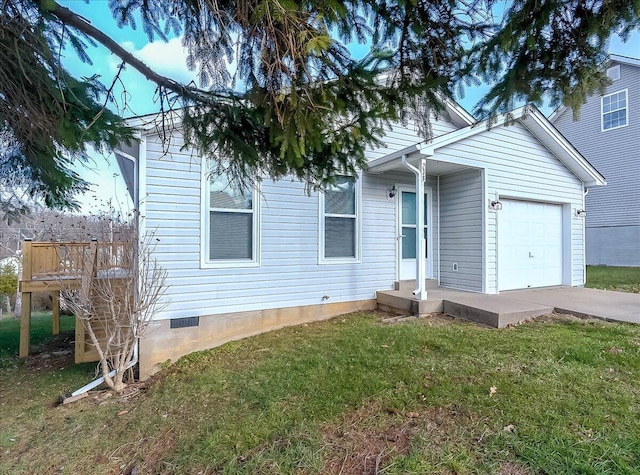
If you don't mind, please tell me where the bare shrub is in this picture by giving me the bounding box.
[61,232,167,393]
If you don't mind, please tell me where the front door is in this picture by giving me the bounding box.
[398,187,433,280]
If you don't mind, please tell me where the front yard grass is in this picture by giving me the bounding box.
[586,265,640,293]
[2,312,640,474]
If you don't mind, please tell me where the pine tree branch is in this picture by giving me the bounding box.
[42,0,230,106]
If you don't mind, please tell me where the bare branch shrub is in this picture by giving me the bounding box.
[61,232,167,393]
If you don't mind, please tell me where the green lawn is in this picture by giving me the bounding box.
[2,311,640,474]
[586,265,640,293]
[0,311,75,360]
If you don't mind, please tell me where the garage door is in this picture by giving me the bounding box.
[498,200,563,291]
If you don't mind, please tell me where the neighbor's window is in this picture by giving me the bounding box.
[205,170,259,265]
[601,90,628,131]
[321,175,359,261]
[606,65,620,81]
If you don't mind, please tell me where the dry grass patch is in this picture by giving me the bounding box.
[321,401,415,474]
[497,461,531,475]
[320,400,484,474]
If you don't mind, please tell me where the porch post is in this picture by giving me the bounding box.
[401,155,428,300]
[415,158,427,300]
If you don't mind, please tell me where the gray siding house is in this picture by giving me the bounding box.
[117,102,604,377]
[551,55,640,267]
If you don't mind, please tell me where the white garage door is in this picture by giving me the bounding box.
[498,200,563,291]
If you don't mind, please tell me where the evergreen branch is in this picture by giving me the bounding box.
[42,0,233,106]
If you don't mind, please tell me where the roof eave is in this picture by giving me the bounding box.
[366,144,428,173]
[523,108,606,186]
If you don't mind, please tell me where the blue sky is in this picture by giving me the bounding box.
[59,1,640,212]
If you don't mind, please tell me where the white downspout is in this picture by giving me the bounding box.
[437,175,441,285]
[70,348,138,397]
[402,154,427,300]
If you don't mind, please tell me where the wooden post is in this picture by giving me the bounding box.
[19,292,31,358]
[22,240,32,281]
[52,291,60,335]
[19,240,33,358]
[76,239,97,364]
[81,240,98,296]
[75,315,84,364]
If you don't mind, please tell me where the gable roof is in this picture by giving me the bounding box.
[441,97,475,128]
[548,54,640,123]
[607,54,640,68]
[125,95,476,133]
[367,105,606,187]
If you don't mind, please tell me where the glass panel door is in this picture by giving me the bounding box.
[399,189,431,280]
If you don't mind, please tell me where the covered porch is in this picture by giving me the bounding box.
[366,142,486,298]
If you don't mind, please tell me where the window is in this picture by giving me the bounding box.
[401,191,429,259]
[320,175,360,262]
[601,90,628,131]
[606,65,620,81]
[203,168,259,266]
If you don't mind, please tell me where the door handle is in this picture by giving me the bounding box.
[529,252,534,258]
[398,234,406,240]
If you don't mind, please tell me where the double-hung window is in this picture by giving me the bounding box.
[203,168,259,267]
[320,175,360,262]
[601,90,628,131]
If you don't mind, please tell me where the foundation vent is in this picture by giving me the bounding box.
[170,316,200,329]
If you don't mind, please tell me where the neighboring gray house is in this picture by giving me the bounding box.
[117,102,605,377]
[551,54,640,267]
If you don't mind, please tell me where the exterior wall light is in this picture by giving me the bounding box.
[576,209,587,217]
[388,185,397,199]
[489,200,503,210]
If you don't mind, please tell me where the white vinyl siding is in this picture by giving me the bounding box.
[142,132,407,320]
[142,114,460,322]
[439,169,483,292]
[140,110,590,321]
[366,117,459,161]
[601,89,628,131]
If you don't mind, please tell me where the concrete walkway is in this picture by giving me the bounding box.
[377,282,640,327]
[504,287,640,324]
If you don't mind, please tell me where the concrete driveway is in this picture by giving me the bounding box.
[504,287,640,324]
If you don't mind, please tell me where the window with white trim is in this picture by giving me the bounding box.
[606,65,620,81]
[204,169,259,265]
[601,90,628,131]
[320,175,359,261]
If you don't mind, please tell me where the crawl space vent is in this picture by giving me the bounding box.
[170,316,200,329]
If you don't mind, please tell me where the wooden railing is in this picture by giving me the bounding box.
[19,240,132,361]
[21,240,129,284]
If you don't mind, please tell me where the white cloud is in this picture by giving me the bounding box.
[109,37,198,85]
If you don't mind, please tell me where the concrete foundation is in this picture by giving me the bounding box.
[139,299,377,379]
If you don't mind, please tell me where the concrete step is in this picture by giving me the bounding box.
[443,296,554,328]
[394,279,440,291]
[376,290,444,315]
